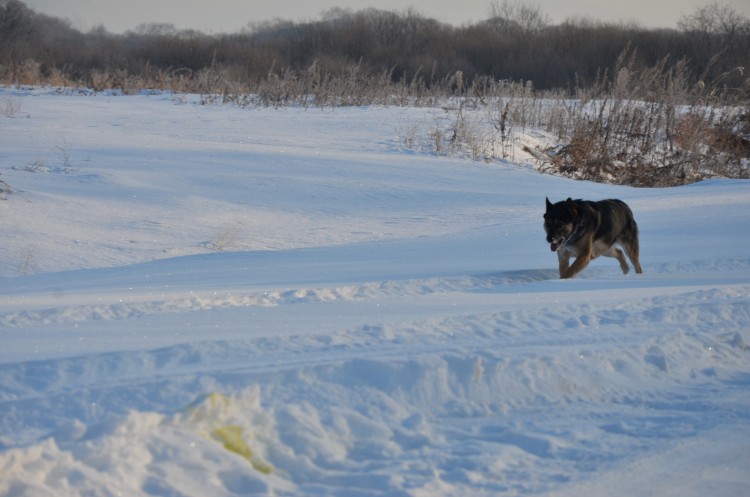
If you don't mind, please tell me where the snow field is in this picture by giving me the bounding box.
[0,87,749,496]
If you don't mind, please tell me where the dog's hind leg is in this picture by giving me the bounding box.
[621,233,643,274]
[626,243,643,274]
[603,246,630,274]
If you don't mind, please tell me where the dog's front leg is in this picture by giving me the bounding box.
[560,239,592,279]
[562,255,591,279]
[557,250,570,278]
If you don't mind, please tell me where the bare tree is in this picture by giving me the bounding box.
[487,0,550,34]
[677,2,750,83]
[0,0,36,43]
[678,1,749,41]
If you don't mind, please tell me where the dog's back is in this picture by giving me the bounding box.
[588,199,639,248]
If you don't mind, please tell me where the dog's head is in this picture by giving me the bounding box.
[544,197,577,252]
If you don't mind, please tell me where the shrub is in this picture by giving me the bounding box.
[537,50,749,186]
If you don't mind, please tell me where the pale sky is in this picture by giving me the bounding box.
[23,0,750,34]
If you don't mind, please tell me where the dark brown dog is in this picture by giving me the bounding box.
[544,197,643,279]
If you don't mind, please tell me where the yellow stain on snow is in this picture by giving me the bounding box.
[184,392,274,474]
[211,424,274,474]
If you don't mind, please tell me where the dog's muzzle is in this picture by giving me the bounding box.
[547,235,562,252]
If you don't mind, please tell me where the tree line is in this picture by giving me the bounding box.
[1,0,749,95]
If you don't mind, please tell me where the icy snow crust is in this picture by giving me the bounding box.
[1,87,749,496]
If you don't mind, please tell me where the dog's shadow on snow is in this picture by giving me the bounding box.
[469,265,641,293]
[469,268,560,290]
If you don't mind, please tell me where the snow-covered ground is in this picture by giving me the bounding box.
[1,87,749,497]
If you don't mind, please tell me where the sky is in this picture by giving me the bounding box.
[21,0,750,34]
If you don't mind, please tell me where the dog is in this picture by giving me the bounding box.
[544,197,643,279]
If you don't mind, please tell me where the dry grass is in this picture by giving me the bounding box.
[428,50,750,186]
[3,49,748,187]
[1,96,22,117]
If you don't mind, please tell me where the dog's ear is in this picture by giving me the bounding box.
[565,197,577,215]
[545,197,552,210]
